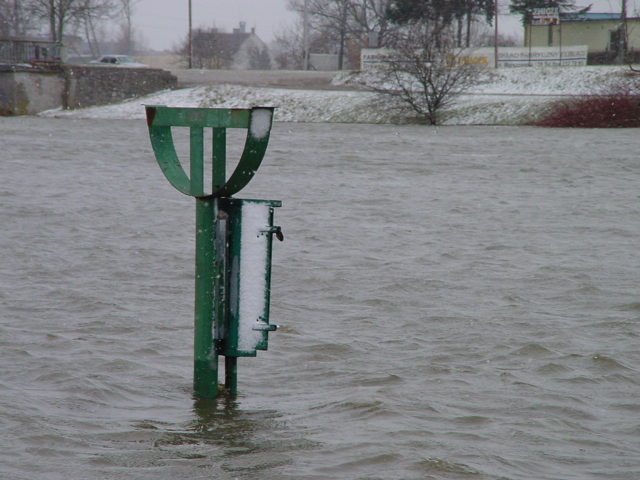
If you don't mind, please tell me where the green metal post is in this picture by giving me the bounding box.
[225,356,238,395]
[194,197,217,398]
[145,105,279,400]
[190,127,204,196]
[191,126,218,398]
[211,127,226,344]
[212,127,238,395]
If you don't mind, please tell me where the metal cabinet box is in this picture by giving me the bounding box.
[220,198,281,357]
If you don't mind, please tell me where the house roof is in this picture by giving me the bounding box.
[560,12,639,22]
[193,30,254,63]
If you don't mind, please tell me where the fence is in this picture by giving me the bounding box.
[0,39,62,65]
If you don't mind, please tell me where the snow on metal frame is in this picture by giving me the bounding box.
[237,201,270,352]
[249,108,273,140]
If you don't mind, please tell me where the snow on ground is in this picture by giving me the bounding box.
[40,66,638,125]
[41,84,388,123]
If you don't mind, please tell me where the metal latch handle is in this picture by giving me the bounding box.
[252,322,278,332]
[260,225,284,241]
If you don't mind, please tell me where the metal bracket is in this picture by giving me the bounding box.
[145,105,274,197]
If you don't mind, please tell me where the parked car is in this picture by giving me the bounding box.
[90,55,147,67]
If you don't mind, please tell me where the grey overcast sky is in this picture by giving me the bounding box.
[131,0,636,52]
[133,0,296,51]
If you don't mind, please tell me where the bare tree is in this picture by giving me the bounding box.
[113,0,139,54]
[82,6,101,55]
[289,0,357,69]
[370,27,482,125]
[0,0,43,38]
[246,43,271,70]
[473,24,519,47]
[273,10,351,69]
[272,21,306,69]
[283,0,401,70]
[29,0,115,43]
[184,27,219,69]
[348,0,395,47]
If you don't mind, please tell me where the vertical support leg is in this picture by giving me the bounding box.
[213,127,234,395]
[190,127,204,196]
[211,128,226,190]
[194,197,218,398]
[225,356,238,396]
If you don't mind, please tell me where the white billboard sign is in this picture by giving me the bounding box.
[531,7,560,26]
[360,46,588,70]
[496,46,588,67]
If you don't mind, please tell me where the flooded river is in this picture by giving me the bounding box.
[1,117,639,479]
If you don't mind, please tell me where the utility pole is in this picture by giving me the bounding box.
[619,0,628,64]
[494,0,499,68]
[188,0,193,68]
[303,0,310,70]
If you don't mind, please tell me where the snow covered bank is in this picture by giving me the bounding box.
[40,66,638,125]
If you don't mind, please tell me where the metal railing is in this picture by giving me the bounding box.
[0,39,62,65]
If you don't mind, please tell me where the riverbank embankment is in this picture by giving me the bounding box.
[42,66,639,125]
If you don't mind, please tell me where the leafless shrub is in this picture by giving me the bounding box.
[366,27,484,125]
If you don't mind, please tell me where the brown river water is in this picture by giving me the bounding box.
[1,117,639,479]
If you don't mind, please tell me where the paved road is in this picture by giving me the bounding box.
[170,69,360,90]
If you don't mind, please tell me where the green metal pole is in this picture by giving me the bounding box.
[194,196,217,398]
[211,127,239,395]
[225,356,238,395]
[192,126,218,398]
[145,106,278,400]
[190,127,204,196]
[212,127,226,359]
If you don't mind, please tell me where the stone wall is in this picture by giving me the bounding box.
[62,65,177,109]
[0,68,65,115]
[0,65,177,115]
